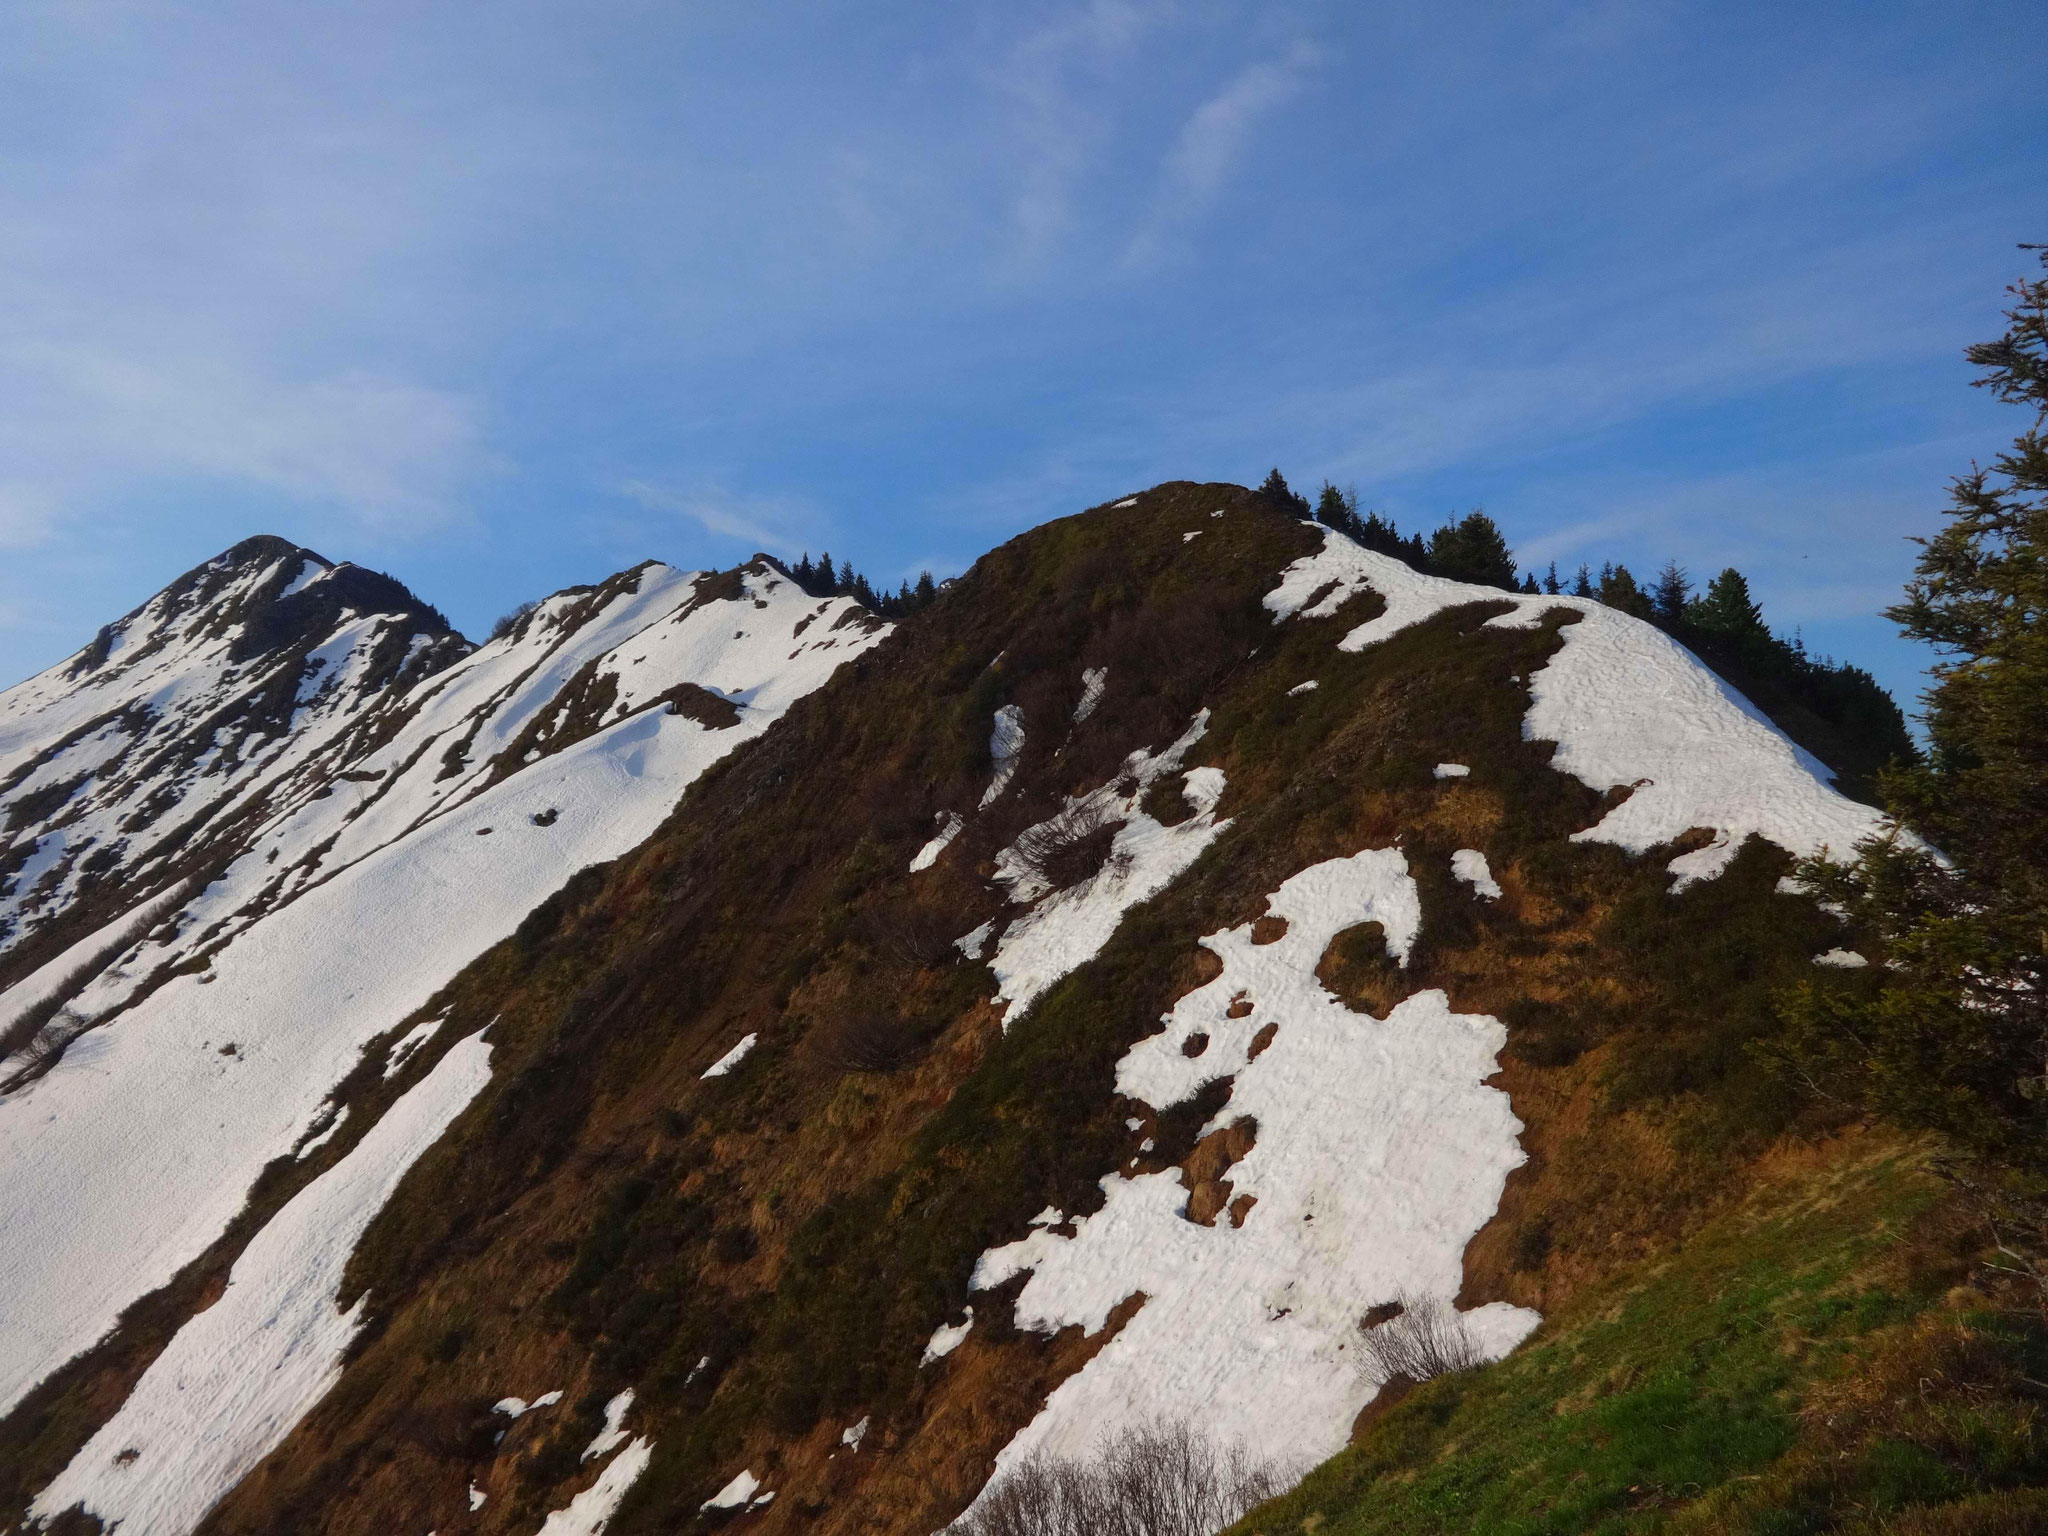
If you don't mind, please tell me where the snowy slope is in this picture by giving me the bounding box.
[957,851,1539,1505]
[1266,529,1887,885]
[28,1032,495,1536]
[945,523,1880,1513]
[0,537,466,975]
[0,556,886,1419]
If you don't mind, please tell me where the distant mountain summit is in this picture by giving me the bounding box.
[0,536,468,981]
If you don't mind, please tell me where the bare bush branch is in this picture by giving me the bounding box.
[953,1419,1292,1536]
[814,1011,926,1074]
[1353,1292,1486,1385]
[1004,796,1129,897]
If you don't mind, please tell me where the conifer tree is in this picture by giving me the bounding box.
[1426,511,1518,589]
[1687,568,1767,643]
[1652,559,1691,626]
[817,553,836,593]
[794,552,816,590]
[1597,563,1655,619]
[1259,469,1312,519]
[1572,564,1594,598]
[915,570,937,605]
[1314,481,1350,529]
[1771,248,2048,1178]
[1544,561,1562,595]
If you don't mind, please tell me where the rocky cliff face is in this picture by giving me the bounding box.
[0,486,1903,1536]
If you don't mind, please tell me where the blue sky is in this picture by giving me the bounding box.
[1,1,2042,714]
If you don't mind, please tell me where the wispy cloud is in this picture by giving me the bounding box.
[1124,41,1320,266]
[617,480,823,557]
[2,342,490,534]
[988,0,1169,274]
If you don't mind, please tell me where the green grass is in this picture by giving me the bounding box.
[1229,1142,2048,1536]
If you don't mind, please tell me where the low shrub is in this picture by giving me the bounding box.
[954,1419,1292,1536]
[1353,1293,1486,1386]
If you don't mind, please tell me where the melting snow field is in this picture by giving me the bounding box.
[961,850,1538,1490]
[986,713,1230,1027]
[29,1033,493,1536]
[0,566,888,1420]
[1267,531,1886,885]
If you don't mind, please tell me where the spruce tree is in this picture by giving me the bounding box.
[1687,568,1767,642]
[1652,559,1691,626]
[1426,511,1518,589]
[915,570,937,605]
[1597,563,1655,619]
[1544,561,1562,595]
[1314,481,1350,529]
[1770,249,2048,1176]
[1572,564,1594,598]
[1259,469,1312,519]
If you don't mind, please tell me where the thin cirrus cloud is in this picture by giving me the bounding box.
[1124,40,1321,267]
[617,480,823,561]
[1,342,490,536]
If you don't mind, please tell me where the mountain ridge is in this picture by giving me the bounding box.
[0,485,1952,1536]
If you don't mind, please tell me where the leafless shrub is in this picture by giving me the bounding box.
[815,1011,925,1074]
[1353,1292,1486,1386]
[1007,796,1130,895]
[860,898,957,969]
[953,1419,1292,1536]
[2,1004,93,1091]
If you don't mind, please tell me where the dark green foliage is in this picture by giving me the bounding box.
[1597,561,1656,619]
[782,551,939,619]
[1259,468,1312,518]
[1688,567,1765,640]
[1769,250,2048,1176]
[1652,559,1690,625]
[1426,511,1518,589]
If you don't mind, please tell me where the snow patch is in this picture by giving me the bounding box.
[909,812,963,873]
[581,1390,635,1462]
[701,1034,758,1079]
[495,1390,564,1419]
[1433,762,1470,779]
[1814,948,1868,968]
[29,1032,493,1536]
[1267,530,1886,887]
[1074,667,1108,724]
[980,705,1026,808]
[841,1415,870,1450]
[294,1105,347,1160]
[960,851,1535,1498]
[1451,849,1502,901]
[1287,680,1319,696]
[537,1437,654,1535]
[702,1470,762,1511]
[988,714,1230,1026]
[382,1016,443,1079]
[921,1307,974,1366]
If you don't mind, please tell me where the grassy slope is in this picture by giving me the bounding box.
[1232,1136,2048,1536]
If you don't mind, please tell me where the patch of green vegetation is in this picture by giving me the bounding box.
[1230,1144,2048,1536]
